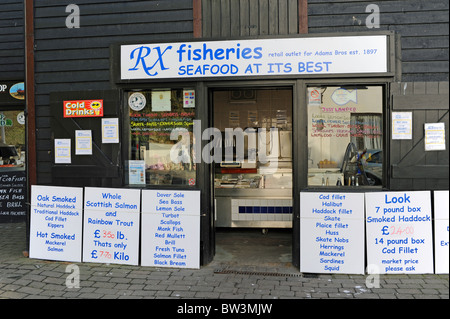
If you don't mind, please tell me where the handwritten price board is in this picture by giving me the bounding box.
[434,191,449,274]
[300,192,365,274]
[29,185,83,262]
[365,191,434,274]
[141,189,200,269]
[82,187,140,265]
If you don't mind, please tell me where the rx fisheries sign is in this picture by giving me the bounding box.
[121,36,388,80]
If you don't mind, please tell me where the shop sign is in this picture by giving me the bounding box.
[63,99,104,118]
[365,191,434,274]
[141,189,200,269]
[121,35,388,80]
[0,81,25,105]
[300,192,365,274]
[82,187,141,265]
[29,185,83,262]
[434,191,449,274]
[0,171,27,222]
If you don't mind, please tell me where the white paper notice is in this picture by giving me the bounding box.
[102,118,119,144]
[141,190,200,269]
[434,190,449,274]
[300,192,365,274]
[75,130,92,155]
[29,185,83,262]
[424,123,446,151]
[365,191,434,274]
[54,139,71,164]
[392,112,412,140]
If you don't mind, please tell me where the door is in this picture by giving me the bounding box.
[207,81,297,266]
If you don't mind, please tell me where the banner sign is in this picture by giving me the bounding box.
[63,99,104,118]
[300,192,365,274]
[82,187,141,265]
[365,191,434,274]
[29,185,83,262]
[121,35,388,80]
[434,191,449,274]
[141,190,200,269]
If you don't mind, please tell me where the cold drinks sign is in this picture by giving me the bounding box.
[121,35,388,80]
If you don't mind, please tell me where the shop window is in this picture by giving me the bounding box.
[0,110,26,171]
[307,86,383,186]
[126,89,196,186]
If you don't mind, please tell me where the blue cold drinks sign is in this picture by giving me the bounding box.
[121,35,388,80]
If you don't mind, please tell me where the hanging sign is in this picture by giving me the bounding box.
[434,191,449,274]
[365,191,434,274]
[63,100,104,118]
[121,35,388,80]
[82,187,141,265]
[29,185,83,262]
[141,189,200,269]
[300,192,365,274]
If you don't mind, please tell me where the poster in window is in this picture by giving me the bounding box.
[151,90,171,112]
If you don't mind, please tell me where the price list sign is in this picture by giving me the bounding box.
[434,191,449,274]
[141,190,200,269]
[82,187,141,265]
[29,185,83,262]
[300,192,365,274]
[365,191,434,274]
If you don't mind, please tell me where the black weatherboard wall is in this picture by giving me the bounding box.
[307,0,449,190]
[34,0,194,185]
[0,0,26,223]
[308,0,449,82]
[0,0,24,81]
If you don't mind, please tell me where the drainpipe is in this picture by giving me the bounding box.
[24,0,36,252]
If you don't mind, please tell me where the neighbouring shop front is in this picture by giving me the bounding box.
[0,80,27,223]
[28,32,449,275]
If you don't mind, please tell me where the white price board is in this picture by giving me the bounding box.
[29,185,83,262]
[300,192,365,274]
[366,191,434,274]
[141,190,200,269]
[434,191,449,274]
[82,187,140,265]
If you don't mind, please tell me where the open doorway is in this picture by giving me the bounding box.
[211,87,293,266]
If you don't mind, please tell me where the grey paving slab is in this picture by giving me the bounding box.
[0,222,448,300]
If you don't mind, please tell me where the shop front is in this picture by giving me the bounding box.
[0,80,27,223]
[33,31,446,274]
[111,32,397,268]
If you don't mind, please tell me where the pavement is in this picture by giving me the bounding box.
[0,222,448,301]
